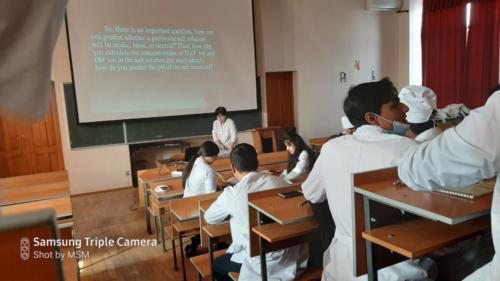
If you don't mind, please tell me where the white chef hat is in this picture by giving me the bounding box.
[341,116,354,129]
[399,85,437,124]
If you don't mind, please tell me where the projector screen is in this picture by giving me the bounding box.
[66,0,257,123]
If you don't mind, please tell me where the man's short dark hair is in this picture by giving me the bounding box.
[230,143,258,172]
[215,106,227,116]
[343,77,399,128]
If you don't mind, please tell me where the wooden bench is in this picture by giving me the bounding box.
[190,249,227,279]
[362,216,491,259]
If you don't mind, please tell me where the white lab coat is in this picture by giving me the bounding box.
[183,157,217,198]
[414,127,442,143]
[0,0,67,121]
[302,125,437,281]
[398,92,500,281]
[282,150,310,181]
[204,171,308,281]
[212,118,238,155]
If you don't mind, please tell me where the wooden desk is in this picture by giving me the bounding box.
[0,171,70,206]
[247,185,316,281]
[170,192,222,223]
[138,151,288,209]
[248,194,313,225]
[1,196,73,222]
[353,167,493,281]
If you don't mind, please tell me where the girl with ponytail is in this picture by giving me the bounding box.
[182,140,220,198]
[182,140,220,257]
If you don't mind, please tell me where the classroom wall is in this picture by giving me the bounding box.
[259,0,409,140]
[51,0,411,194]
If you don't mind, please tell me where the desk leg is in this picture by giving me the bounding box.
[257,212,268,281]
[172,238,178,271]
[144,183,152,234]
[159,210,167,252]
[154,215,160,242]
[364,196,378,281]
[209,236,215,281]
[179,231,187,281]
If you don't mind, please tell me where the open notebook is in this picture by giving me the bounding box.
[435,179,496,200]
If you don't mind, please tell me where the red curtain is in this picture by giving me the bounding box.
[463,0,500,108]
[422,0,468,107]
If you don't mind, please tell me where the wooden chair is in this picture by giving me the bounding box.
[250,127,280,153]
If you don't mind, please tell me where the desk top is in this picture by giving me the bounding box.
[252,220,318,243]
[151,180,184,204]
[0,180,70,206]
[140,151,288,184]
[249,193,313,225]
[170,192,221,222]
[355,179,492,225]
[0,196,73,221]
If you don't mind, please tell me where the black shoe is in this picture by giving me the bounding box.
[185,243,199,258]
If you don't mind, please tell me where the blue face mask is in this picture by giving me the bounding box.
[372,113,410,136]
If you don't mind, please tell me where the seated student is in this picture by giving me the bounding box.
[281,128,317,181]
[182,141,220,198]
[212,106,238,156]
[205,143,308,281]
[302,77,437,281]
[182,140,220,257]
[398,85,442,142]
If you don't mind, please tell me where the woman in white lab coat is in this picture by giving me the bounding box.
[212,107,238,156]
[281,128,317,181]
[399,89,500,281]
[182,140,220,256]
[182,140,220,198]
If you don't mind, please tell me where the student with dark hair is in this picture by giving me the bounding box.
[182,141,220,197]
[205,143,308,281]
[212,106,238,156]
[302,77,437,281]
[182,140,220,257]
[281,128,317,181]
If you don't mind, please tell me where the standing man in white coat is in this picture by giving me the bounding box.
[398,89,500,281]
[205,143,308,281]
[212,107,238,156]
[302,78,436,281]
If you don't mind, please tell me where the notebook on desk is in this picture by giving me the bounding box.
[435,179,496,200]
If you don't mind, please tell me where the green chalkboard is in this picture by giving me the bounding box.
[64,84,125,148]
[63,83,262,147]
